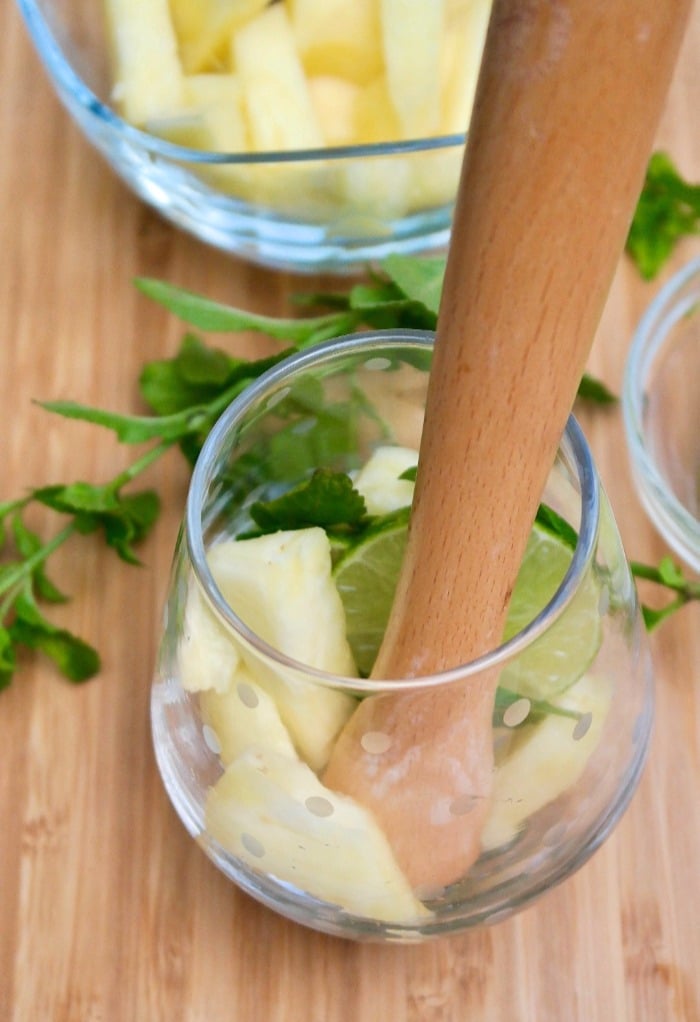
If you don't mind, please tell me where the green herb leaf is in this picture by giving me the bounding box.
[0,627,16,690]
[249,469,367,535]
[381,253,446,317]
[493,684,584,726]
[534,503,578,549]
[626,152,700,279]
[11,593,100,682]
[139,335,290,416]
[135,277,363,345]
[37,400,194,445]
[576,373,618,405]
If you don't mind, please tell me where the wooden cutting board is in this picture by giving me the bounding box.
[0,3,698,1020]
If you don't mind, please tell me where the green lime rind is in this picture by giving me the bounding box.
[333,517,602,696]
[332,509,409,676]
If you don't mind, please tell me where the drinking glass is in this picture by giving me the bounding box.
[151,330,653,941]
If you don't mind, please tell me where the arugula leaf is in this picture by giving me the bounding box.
[135,277,364,345]
[626,152,700,279]
[249,469,367,535]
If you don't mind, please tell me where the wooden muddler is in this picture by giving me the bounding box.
[324,0,692,890]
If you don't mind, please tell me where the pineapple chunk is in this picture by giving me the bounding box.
[232,4,324,151]
[353,445,418,515]
[339,154,412,224]
[409,147,464,210]
[170,0,269,73]
[179,578,240,694]
[200,668,297,764]
[353,75,402,145]
[439,0,491,134]
[183,74,248,150]
[148,74,248,151]
[379,0,445,138]
[288,0,383,87]
[481,673,612,851]
[104,0,184,125]
[206,747,430,922]
[307,76,360,147]
[206,529,358,771]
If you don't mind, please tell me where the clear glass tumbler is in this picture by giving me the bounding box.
[151,330,654,941]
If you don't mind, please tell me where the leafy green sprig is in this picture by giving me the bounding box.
[625,152,700,280]
[2,195,698,690]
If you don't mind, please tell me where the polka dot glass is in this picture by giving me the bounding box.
[151,331,654,941]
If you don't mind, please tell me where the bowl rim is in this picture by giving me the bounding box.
[185,329,601,692]
[622,255,700,565]
[16,0,468,166]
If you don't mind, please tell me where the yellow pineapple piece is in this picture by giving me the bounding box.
[481,673,612,851]
[169,0,269,73]
[206,747,431,922]
[232,4,324,151]
[287,0,383,87]
[200,668,297,764]
[206,529,358,771]
[379,0,445,138]
[104,0,184,126]
[353,75,402,145]
[179,577,241,694]
[353,445,418,515]
[439,0,492,134]
[307,76,360,147]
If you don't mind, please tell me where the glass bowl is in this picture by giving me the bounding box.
[623,257,700,572]
[151,330,654,942]
[15,0,487,274]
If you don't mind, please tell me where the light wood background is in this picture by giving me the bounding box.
[1,4,698,1020]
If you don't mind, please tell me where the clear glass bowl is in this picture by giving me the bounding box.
[623,257,700,572]
[151,330,654,941]
[15,0,472,274]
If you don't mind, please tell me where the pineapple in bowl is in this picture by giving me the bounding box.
[17,0,491,271]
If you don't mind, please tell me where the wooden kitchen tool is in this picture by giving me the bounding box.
[324,0,692,889]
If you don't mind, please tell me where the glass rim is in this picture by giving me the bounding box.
[622,255,700,548]
[186,329,600,692]
[16,0,466,165]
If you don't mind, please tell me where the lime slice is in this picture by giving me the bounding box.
[333,517,601,695]
[332,513,409,676]
[501,524,602,698]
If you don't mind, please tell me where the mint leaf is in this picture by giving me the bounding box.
[139,335,290,416]
[381,253,446,318]
[576,373,618,405]
[249,469,367,535]
[11,594,100,682]
[0,627,16,690]
[626,152,700,279]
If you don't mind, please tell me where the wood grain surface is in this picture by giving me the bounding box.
[1,3,698,1020]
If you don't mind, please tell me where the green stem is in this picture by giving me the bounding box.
[106,439,176,494]
[0,523,76,615]
[630,560,700,600]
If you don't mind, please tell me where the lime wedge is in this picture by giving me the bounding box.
[333,517,601,695]
[332,512,409,676]
[500,524,602,698]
